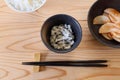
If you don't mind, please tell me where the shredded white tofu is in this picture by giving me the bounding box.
[5,0,46,12]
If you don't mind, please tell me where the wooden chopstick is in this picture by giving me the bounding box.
[22,60,108,67]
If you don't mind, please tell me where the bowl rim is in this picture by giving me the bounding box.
[4,0,46,13]
[88,0,120,48]
[41,14,82,53]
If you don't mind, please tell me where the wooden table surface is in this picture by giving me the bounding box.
[0,0,120,80]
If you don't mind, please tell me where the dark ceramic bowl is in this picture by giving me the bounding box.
[41,14,82,53]
[88,0,120,48]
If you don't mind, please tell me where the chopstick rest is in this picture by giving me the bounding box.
[33,53,45,72]
[33,53,41,72]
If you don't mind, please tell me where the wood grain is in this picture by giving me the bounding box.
[0,0,120,80]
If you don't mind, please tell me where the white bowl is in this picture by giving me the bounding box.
[4,0,46,13]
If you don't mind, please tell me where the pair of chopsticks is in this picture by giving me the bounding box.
[22,60,108,67]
